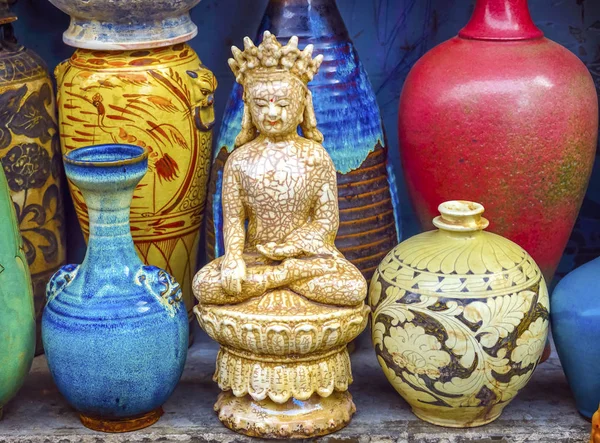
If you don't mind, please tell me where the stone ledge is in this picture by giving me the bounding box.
[0,329,590,442]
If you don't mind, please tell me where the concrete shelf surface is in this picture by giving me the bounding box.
[0,329,591,442]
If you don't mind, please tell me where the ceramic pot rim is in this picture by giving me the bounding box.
[437,200,484,217]
[64,144,148,167]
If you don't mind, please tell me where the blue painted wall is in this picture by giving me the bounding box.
[13,0,600,281]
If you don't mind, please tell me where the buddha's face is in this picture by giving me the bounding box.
[246,75,305,136]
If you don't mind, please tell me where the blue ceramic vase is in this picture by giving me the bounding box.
[42,144,188,433]
[551,256,600,418]
[205,0,401,281]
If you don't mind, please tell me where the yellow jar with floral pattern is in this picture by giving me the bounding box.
[55,44,217,325]
[369,200,549,428]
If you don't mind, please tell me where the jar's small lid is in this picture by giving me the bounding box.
[0,0,17,25]
[433,200,489,232]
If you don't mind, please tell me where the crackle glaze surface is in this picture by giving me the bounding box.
[369,201,549,428]
[48,0,200,50]
[55,45,217,324]
[0,157,34,420]
[0,19,65,355]
[206,0,400,280]
[194,32,368,439]
[42,144,188,432]
[398,0,598,283]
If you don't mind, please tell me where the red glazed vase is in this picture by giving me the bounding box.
[398,0,598,281]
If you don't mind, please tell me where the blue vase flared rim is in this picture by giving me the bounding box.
[63,144,148,168]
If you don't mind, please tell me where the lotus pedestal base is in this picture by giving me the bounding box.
[196,290,369,438]
[215,391,355,439]
[79,408,163,433]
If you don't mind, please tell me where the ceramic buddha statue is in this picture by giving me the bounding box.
[194,31,369,439]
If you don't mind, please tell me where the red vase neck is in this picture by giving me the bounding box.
[459,0,543,41]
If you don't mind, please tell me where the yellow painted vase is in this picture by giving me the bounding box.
[55,44,217,323]
[369,201,549,428]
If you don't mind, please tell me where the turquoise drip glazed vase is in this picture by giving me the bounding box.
[0,158,35,420]
[551,256,600,419]
[42,144,189,433]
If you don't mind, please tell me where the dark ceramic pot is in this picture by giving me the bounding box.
[206,0,400,281]
[42,144,188,433]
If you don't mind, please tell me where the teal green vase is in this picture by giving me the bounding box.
[0,162,35,419]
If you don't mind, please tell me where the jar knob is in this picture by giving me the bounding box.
[0,0,17,25]
[433,200,490,232]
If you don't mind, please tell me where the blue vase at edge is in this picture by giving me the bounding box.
[42,144,189,433]
[551,256,600,419]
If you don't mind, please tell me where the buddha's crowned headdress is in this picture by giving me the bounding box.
[229,31,324,85]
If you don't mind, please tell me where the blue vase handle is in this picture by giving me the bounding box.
[46,264,80,303]
[136,266,183,308]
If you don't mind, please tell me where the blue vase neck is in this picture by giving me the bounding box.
[82,188,143,273]
[63,144,149,279]
[261,0,349,42]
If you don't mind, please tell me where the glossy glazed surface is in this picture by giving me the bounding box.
[194,33,368,438]
[207,0,400,280]
[0,21,65,354]
[370,201,549,428]
[552,256,600,419]
[55,45,216,324]
[0,161,35,420]
[398,0,598,282]
[47,0,200,49]
[42,144,188,430]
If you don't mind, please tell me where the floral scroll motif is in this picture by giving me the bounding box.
[0,85,27,149]
[3,142,51,191]
[370,270,549,414]
[384,325,450,379]
[0,83,55,150]
[9,83,55,143]
[0,81,64,271]
[511,317,548,368]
